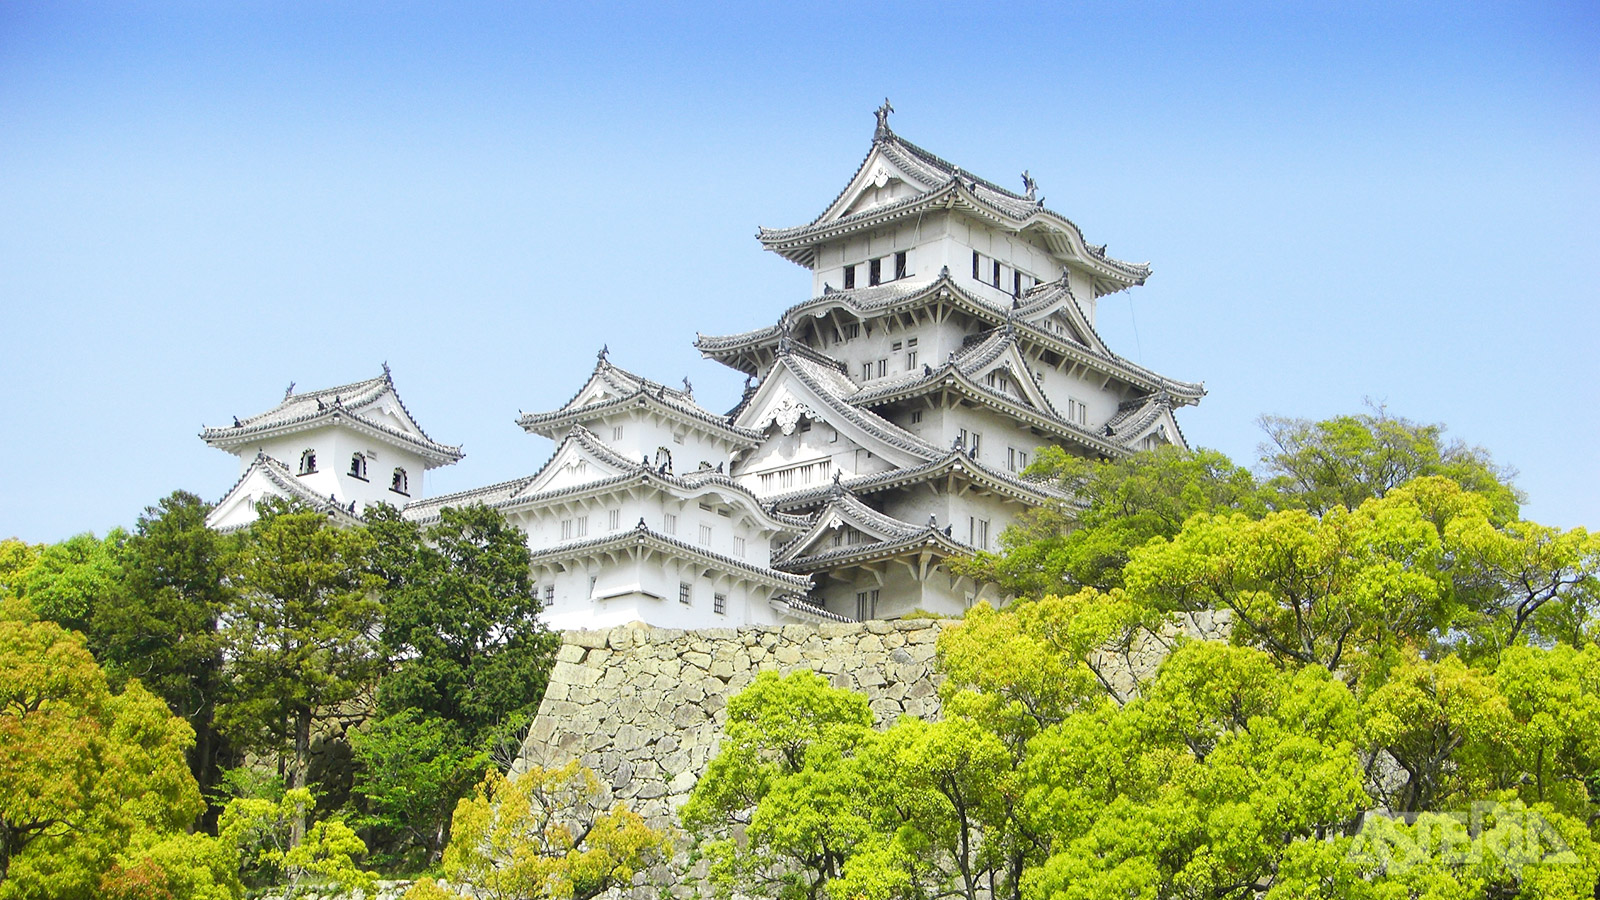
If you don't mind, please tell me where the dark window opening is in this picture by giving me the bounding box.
[390,467,409,496]
[972,251,980,279]
[1013,270,1022,296]
[991,260,1001,288]
[868,258,882,286]
[843,264,855,290]
[298,449,317,475]
[349,453,368,480]
[894,251,907,279]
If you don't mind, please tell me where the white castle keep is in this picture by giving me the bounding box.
[201,105,1203,630]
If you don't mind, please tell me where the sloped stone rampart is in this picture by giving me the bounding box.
[514,619,946,896]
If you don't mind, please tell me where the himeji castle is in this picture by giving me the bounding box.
[201,103,1203,630]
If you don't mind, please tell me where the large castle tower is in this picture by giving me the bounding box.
[697,103,1204,619]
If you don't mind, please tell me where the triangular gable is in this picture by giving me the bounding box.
[817,144,941,225]
[205,454,363,532]
[1018,284,1107,354]
[1118,403,1189,453]
[518,429,637,496]
[346,384,431,442]
[733,358,934,469]
[777,496,916,562]
[963,340,1059,416]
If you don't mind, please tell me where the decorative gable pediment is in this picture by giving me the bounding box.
[819,147,936,225]
[520,431,635,496]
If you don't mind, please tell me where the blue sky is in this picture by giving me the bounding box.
[1,1,1595,542]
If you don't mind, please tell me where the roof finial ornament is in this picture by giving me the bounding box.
[743,374,754,392]
[284,382,295,400]
[381,360,391,379]
[1021,170,1037,201]
[682,377,693,398]
[777,319,793,356]
[597,344,609,364]
[874,98,895,139]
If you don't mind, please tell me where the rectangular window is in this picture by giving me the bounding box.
[609,509,621,530]
[779,468,795,489]
[698,524,712,545]
[679,581,692,605]
[1013,269,1022,296]
[910,410,922,424]
[894,251,907,279]
[733,536,746,557]
[970,517,990,549]
[714,592,727,615]
[892,341,902,352]
[972,250,980,280]
[856,589,879,620]
[664,513,678,535]
[905,349,918,369]
[868,258,881,286]
[576,515,588,537]
[843,264,856,290]
[560,519,573,540]
[992,259,1001,288]
[876,358,887,378]
[861,362,873,380]
[1008,447,1028,472]
[843,322,860,339]
[612,425,624,441]
[759,472,775,491]
[907,337,918,348]
[970,431,981,456]
[544,584,555,603]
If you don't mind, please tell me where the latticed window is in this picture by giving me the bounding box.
[714,593,727,615]
[679,581,692,605]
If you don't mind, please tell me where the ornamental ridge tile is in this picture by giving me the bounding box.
[769,450,1069,512]
[773,490,926,562]
[777,528,972,574]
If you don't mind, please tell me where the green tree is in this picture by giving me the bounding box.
[409,762,666,900]
[0,606,236,899]
[356,504,555,862]
[958,445,1267,594]
[93,492,234,821]
[219,501,383,843]
[0,540,40,601]
[682,670,874,900]
[17,530,126,637]
[218,788,375,893]
[1258,406,1520,521]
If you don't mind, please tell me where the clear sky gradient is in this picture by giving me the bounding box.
[2,2,1595,542]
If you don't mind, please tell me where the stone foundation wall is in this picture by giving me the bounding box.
[514,619,946,896]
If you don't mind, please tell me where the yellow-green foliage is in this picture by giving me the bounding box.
[421,762,667,900]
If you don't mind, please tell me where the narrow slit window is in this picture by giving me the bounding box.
[843,264,855,290]
[991,260,1001,288]
[971,250,981,280]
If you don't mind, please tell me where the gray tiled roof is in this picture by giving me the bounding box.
[211,452,366,532]
[769,450,1069,512]
[200,369,463,463]
[525,520,811,590]
[757,129,1150,285]
[697,275,1204,402]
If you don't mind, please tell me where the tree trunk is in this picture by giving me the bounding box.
[290,706,313,847]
